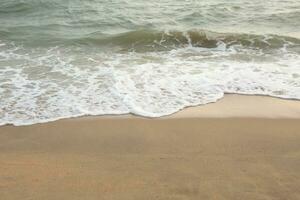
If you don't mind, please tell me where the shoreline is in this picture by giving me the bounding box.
[1,94,300,199]
[2,94,300,127]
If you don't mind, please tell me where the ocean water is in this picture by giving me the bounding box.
[0,0,300,125]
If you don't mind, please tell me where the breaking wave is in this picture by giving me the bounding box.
[0,29,300,126]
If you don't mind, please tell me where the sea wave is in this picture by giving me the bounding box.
[74,29,300,51]
[0,28,299,126]
[0,0,300,126]
[1,28,299,51]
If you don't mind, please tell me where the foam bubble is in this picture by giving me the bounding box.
[0,36,300,126]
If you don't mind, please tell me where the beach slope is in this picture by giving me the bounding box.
[0,95,300,200]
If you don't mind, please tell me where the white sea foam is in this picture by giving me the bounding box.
[0,38,300,126]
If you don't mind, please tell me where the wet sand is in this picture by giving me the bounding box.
[0,95,300,200]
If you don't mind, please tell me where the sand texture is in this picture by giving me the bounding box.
[0,95,300,200]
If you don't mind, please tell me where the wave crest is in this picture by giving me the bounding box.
[74,29,300,52]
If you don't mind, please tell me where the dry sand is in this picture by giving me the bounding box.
[0,94,300,200]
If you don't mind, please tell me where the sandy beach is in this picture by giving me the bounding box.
[1,94,300,200]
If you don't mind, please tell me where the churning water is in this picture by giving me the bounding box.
[0,0,300,125]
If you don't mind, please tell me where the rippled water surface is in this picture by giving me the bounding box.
[0,0,300,125]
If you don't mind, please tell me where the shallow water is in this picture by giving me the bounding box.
[0,0,300,125]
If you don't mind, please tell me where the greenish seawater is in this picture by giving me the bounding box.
[0,0,300,125]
